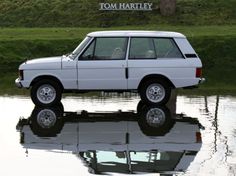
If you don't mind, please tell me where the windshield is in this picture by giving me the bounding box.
[69,36,92,59]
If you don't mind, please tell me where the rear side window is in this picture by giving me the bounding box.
[129,38,156,59]
[129,37,183,59]
[153,38,183,58]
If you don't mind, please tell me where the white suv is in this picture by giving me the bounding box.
[15,31,205,106]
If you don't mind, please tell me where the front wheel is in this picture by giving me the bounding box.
[31,79,62,107]
[140,79,171,105]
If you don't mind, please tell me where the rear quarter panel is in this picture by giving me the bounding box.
[128,37,202,89]
[128,58,202,89]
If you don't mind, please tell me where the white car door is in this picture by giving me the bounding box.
[77,37,128,90]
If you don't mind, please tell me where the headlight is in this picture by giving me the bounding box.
[19,70,24,80]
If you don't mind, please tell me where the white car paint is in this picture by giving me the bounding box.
[16,31,204,95]
[19,114,202,174]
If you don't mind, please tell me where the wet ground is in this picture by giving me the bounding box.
[0,94,236,176]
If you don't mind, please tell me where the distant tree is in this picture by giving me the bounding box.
[159,0,176,16]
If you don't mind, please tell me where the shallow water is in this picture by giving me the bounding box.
[0,94,236,176]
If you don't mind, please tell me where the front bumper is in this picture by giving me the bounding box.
[15,78,22,88]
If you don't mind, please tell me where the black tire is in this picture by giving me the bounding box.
[31,79,62,107]
[137,105,175,136]
[140,79,171,105]
[29,106,64,137]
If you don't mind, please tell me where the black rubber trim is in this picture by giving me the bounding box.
[185,54,197,58]
[125,67,129,79]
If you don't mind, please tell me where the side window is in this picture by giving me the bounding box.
[153,38,183,58]
[80,37,127,60]
[129,38,156,59]
[80,39,95,60]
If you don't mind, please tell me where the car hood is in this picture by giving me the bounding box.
[19,56,62,70]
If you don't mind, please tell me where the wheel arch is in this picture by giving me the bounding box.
[138,74,175,92]
[30,75,64,90]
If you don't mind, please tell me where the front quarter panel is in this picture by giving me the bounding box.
[19,57,77,89]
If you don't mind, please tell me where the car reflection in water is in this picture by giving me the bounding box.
[16,101,204,175]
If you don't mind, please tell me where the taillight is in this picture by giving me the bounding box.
[196,68,202,78]
[19,70,24,80]
[196,132,202,143]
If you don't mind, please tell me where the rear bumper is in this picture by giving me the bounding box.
[15,78,22,88]
[199,78,206,84]
[184,78,206,89]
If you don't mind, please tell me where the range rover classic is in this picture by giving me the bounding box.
[15,31,205,106]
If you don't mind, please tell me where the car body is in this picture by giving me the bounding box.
[15,31,205,106]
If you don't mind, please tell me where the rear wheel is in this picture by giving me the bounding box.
[140,79,171,105]
[31,79,62,107]
[137,105,174,136]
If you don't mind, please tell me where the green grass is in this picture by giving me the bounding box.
[0,0,235,27]
[0,0,235,95]
[2,72,236,96]
[0,73,28,95]
[0,25,236,94]
[0,25,236,41]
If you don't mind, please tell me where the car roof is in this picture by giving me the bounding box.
[87,30,186,38]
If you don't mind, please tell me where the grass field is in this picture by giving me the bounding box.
[0,25,236,41]
[0,0,235,27]
[0,25,236,94]
[0,25,235,67]
[0,0,235,94]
